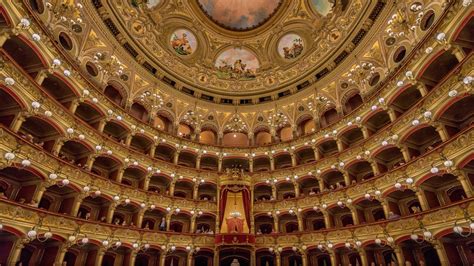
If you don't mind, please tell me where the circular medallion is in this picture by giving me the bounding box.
[215,48,259,80]
[278,33,304,60]
[169,29,198,56]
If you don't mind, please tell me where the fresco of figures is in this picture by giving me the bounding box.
[215,48,259,80]
[312,0,335,16]
[170,29,198,56]
[278,34,304,59]
[198,0,281,30]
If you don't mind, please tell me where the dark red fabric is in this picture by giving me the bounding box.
[219,186,228,225]
[242,187,251,229]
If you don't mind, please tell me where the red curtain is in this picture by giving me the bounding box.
[242,187,251,229]
[219,186,228,225]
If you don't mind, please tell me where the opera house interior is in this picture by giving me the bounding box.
[0,0,473,265]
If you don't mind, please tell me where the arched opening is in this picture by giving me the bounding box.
[222,132,249,147]
[339,127,364,148]
[279,213,299,233]
[317,139,338,158]
[19,238,62,266]
[402,125,442,159]
[130,102,149,122]
[154,144,176,162]
[256,250,275,266]
[103,120,129,143]
[438,95,474,138]
[222,157,249,172]
[385,189,420,216]
[196,214,216,234]
[373,146,405,173]
[255,131,272,146]
[320,108,340,128]
[177,151,197,168]
[419,51,459,90]
[91,155,122,180]
[0,87,24,128]
[199,130,216,145]
[74,102,104,129]
[18,116,62,153]
[344,93,363,114]
[122,166,147,188]
[104,83,125,107]
[143,208,167,230]
[177,123,193,139]
[299,177,320,196]
[3,35,46,78]
[276,182,295,200]
[295,147,316,165]
[0,167,44,204]
[253,156,271,172]
[279,126,293,142]
[40,184,79,214]
[149,174,171,195]
[58,140,92,167]
[302,210,325,230]
[200,155,218,171]
[419,173,467,208]
[170,212,191,232]
[320,170,345,190]
[130,134,153,154]
[41,74,77,108]
[79,195,111,222]
[365,110,391,134]
[389,85,422,116]
[174,180,193,199]
[254,184,273,202]
[346,160,374,183]
[354,199,385,223]
[274,153,292,169]
[255,214,274,234]
[398,238,441,266]
[198,183,217,202]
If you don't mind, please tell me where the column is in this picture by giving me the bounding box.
[218,156,223,172]
[359,248,369,266]
[381,199,390,218]
[394,247,404,265]
[415,189,429,211]
[213,252,219,266]
[312,145,321,160]
[136,208,145,228]
[248,132,254,146]
[399,145,411,162]
[173,151,180,165]
[336,139,344,152]
[322,210,332,228]
[417,83,428,97]
[190,215,197,233]
[106,204,116,223]
[35,70,48,85]
[125,134,133,146]
[273,214,279,233]
[10,113,26,133]
[169,181,176,197]
[0,31,11,47]
[350,206,360,225]
[160,253,166,266]
[387,108,397,122]
[149,144,157,158]
[33,184,47,203]
[71,195,85,217]
[7,240,24,265]
[370,160,380,176]
[293,181,300,198]
[143,175,151,191]
[216,185,220,234]
[130,251,137,266]
[51,139,65,156]
[187,253,193,266]
[302,251,308,266]
[343,171,351,186]
[457,171,473,197]
[434,123,449,142]
[271,184,277,200]
[451,45,466,62]
[85,156,96,171]
[95,248,106,266]
[361,126,370,139]
[116,168,125,183]
[329,251,337,266]
[297,213,304,231]
[317,177,325,192]
[54,244,68,266]
[250,250,256,266]
[98,119,107,132]
[291,152,297,167]
[270,157,275,171]
[276,252,281,266]
[193,183,199,200]
[69,99,80,114]
[196,154,202,169]
[249,158,254,173]
[433,240,450,266]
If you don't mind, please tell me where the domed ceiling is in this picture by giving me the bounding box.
[197,0,282,31]
[89,0,383,104]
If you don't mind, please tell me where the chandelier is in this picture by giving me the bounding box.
[267,108,289,131]
[93,51,125,77]
[137,89,164,113]
[45,1,84,32]
[182,102,203,127]
[230,211,242,218]
[386,2,425,42]
[225,113,247,135]
[347,61,377,87]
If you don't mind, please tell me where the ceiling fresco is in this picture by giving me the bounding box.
[197,0,282,31]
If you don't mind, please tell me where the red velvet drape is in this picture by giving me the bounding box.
[242,187,251,229]
[219,187,228,225]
